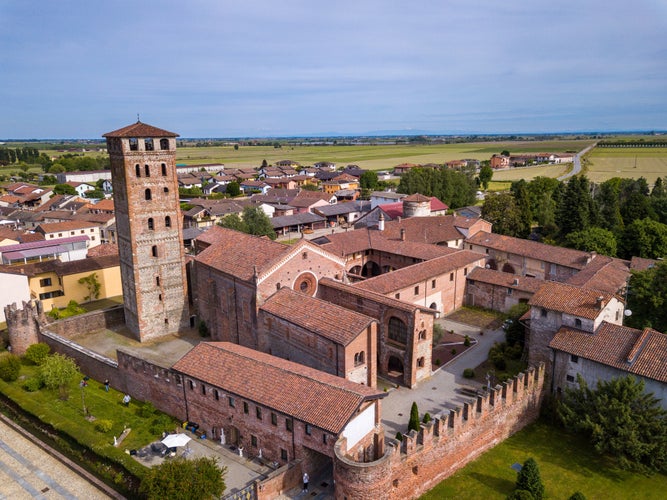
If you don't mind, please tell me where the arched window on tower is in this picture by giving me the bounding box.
[129,138,138,151]
[165,216,171,228]
[147,218,154,230]
[151,245,158,258]
[160,139,169,150]
[145,188,152,201]
[135,164,141,177]
[163,187,169,194]
[161,163,167,176]
[145,164,150,177]
[145,138,154,151]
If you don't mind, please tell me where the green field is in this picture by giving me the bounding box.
[421,420,667,500]
[583,147,667,183]
[492,163,572,182]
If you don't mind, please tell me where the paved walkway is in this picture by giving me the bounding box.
[0,415,116,499]
[381,319,505,437]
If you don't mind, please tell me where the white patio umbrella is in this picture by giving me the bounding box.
[161,433,192,448]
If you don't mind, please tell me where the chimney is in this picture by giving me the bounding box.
[378,213,385,231]
[400,228,406,241]
[596,296,604,309]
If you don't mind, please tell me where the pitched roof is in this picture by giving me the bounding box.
[36,220,98,233]
[529,281,614,319]
[355,250,484,294]
[466,231,592,270]
[565,255,630,294]
[630,256,660,271]
[172,342,384,434]
[87,243,118,257]
[103,121,178,138]
[260,288,375,345]
[467,267,543,293]
[194,226,292,281]
[550,322,667,383]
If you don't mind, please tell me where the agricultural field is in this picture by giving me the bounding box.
[491,163,571,182]
[583,147,667,184]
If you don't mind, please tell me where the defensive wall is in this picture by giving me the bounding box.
[333,363,546,500]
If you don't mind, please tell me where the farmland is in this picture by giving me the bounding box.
[583,147,667,184]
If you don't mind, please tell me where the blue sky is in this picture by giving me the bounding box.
[1,0,666,138]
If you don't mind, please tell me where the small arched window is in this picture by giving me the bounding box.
[147,218,154,230]
[163,187,169,194]
[156,276,160,286]
[129,138,138,151]
[161,163,167,176]
[151,245,158,257]
[135,164,141,177]
[145,138,154,151]
[145,188,152,200]
[145,165,150,177]
[575,318,582,328]
[160,139,169,150]
[165,216,171,228]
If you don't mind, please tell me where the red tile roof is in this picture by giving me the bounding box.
[87,243,119,257]
[467,267,543,293]
[466,231,592,270]
[529,281,614,319]
[630,256,660,271]
[103,121,178,138]
[565,255,630,294]
[355,250,485,294]
[550,322,667,383]
[36,220,98,233]
[260,288,375,345]
[172,342,384,434]
[381,215,470,244]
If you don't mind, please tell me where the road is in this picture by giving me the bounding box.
[558,143,596,181]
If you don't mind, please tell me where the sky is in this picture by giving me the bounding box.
[1,0,666,139]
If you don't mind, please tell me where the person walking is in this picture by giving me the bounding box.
[104,379,110,392]
[302,472,309,492]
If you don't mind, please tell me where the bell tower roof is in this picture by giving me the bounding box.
[103,121,179,138]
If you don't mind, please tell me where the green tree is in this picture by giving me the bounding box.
[558,375,667,473]
[651,176,666,198]
[478,165,493,190]
[626,260,667,332]
[24,343,51,365]
[408,401,420,433]
[241,206,275,239]
[397,168,476,209]
[564,227,617,256]
[40,353,79,400]
[619,218,667,259]
[53,183,77,195]
[78,272,101,302]
[511,180,533,238]
[139,457,226,500]
[556,176,598,239]
[225,181,241,197]
[515,458,544,500]
[501,150,510,157]
[482,193,524,237]
[0,354,21,382]
[360,170,379,190]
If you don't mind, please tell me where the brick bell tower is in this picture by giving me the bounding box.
[103,121,189,341]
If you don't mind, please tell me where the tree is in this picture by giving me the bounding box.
[478,165,493,190]
[626,260,667,332]
[558,375,667,473]
[481,193,525,237]
[556,176,598,239]
[397,167,476,209]
[501,150,510,157]
[218,213,245,232]
[233,144,239,150]
[515,458,544,500]
[408,402,420,433]
[40,353,79,400]
[241,206,276,239]
[139,457,226,500]
[564,227,617,256]
[360,170,379,191]
[619,218,667,259]
[53,183,77,195]
[225,181,241,197]
[78,273,101,302]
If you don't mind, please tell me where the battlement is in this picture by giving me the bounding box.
[4,300,46,355]
[334,363,545,500]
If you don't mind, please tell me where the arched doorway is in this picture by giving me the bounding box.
[388,356,404,376]
[349,265,362,276]
[502,262,516,274]
[362,261,381,277]
[429,302,438,310]
[487,258,498,270]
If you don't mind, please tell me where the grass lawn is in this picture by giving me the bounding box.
[445,307,504,330]
[0,361,179,479]
[421,419,667,500]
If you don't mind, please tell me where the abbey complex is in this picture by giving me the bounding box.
[4,122,666,499]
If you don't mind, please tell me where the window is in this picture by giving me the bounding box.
[286,419,293,432]
[164,187,169,194]
[417,357,425,368]
[256,407,262,420]
[160,139,169,150]
[151,245,158,257]
[156,276,160,286]
[188,380,194,390]
[158,294,162,302]
[145,164,150,177]
[354,351,365,366]
[228,396,235,408]
[394,293,400,299]
[243,402,249,414]
[148,218,154,230]
[388,317,408,345]
[302,251,308,259]
[305,424,312,436]
[575,318,582,328]
[322,434,327,445]
[469,244,473,250]
[251,435,257,447]
[214,389,219,400]
[271,413,277,426]
[165,216,171,228]
[541,308,547,318]
[161,163,167,176]
[414,286,419,295]
[431,279,436,289]
[281,449,288,460]
[418,330,426,340]
[145,139,154,151]
[464,267,468,276]
[485,248,489,254]
[450,272,454,281]
[570,354,579,363]
[145,188,152,200]
[201,384,206,395]
[129,138,138,151]
[39,290,64,300]
[566,375,575,383]
[507,288,513,296]
[40,278,52,287]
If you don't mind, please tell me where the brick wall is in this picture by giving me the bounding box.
[4,300,44,355]
[334,364,546,500]
[466,280,534,313]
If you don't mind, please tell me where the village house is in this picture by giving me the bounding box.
[35,220,101,249]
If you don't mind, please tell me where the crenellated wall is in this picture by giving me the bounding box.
[334,364,546,500]
[4,301,46,355]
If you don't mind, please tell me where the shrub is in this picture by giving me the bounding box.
[150,414,175,435]
[568,493,587,500]
[137,402,157,418]
[395,432,403,441]
[24,343,51,365]
[432,323,444,346]
[464,335,471,347]
[22,377,44,392]
[463,368,475,379]
[451,348,457,356]
[408,402,420,433]
[516,458,544,500]
[422,413,431,424]
[0,354,21,381]
[435,358,441,366]
[95,419,114,433]
[507,491,535,500]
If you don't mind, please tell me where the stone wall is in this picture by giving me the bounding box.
[333,364,546,500]
[45,306,125,339]
[4,300,45,355]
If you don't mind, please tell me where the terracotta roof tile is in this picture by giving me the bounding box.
[550,322,667,383]
[467,267,543,293]
[36,221,98,233]
[319,278,432,314]
[565,256,630,294]
[355,250,485,294]
[87,243,118,257]
[103,121,178,138]
[529,281,613,319]
[630,256,660,271]
[466,231,592,270]
[260,288,375,345]
[172,342,384,434]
